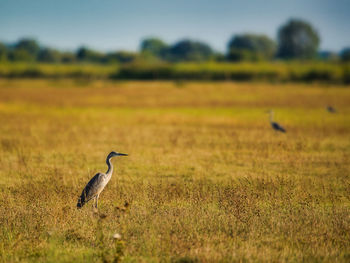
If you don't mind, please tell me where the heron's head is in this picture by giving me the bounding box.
[108,151,128,159]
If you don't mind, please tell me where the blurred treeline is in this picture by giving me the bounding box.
[1,62,349,84]
[1,19,350,83]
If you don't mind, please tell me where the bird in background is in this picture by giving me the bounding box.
[326,105,336,113]
[267,110,286,133]
[77,151,128,210]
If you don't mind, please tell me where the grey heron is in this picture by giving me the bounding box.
[77,151,128,209]
[268,110,286,133]
[326,106,336,113]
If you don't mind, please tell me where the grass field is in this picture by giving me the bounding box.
[0,79,349,262]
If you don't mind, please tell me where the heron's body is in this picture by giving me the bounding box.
[271,121,286,133]
[326,106,336,113]
[269,110,286,133]
[77,151,127,209]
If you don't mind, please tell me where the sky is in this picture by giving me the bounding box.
[0,0,349,53]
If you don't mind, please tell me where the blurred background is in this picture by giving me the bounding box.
[0,0,349,82]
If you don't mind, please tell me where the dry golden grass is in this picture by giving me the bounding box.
[0,79,349,262]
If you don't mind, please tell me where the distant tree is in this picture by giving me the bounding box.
[227,34,276,61]
[38,48,61,63]
[8,49,34,62]
[167,39,213,62]
[140,37,168,58]
[277,19,320,59]
[213,52,226,62]
[7,38,41,61]
[0,42,7,61]
[340,48,350,62]
[15,38,40,57]
[76,47,104,62]
[61,52,76,63]
[104,51,138,63]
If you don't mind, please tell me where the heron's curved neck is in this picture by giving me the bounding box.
[269,112,274,122]
[106,157,114,176]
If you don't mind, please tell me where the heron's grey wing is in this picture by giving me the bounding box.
[278,125,286,133]
[275,123,286,133]
[272,122,286,133]
[77,173,104,208]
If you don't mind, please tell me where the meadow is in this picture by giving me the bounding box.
[0,79,349,262]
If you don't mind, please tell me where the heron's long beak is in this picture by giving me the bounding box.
[117,153,128,156]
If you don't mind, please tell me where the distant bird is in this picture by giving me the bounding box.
[77,151,128,209]
[268,110,286,133]
[326,105,336,113]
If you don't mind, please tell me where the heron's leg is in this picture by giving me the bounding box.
[95,194,99,209]
[92,196,98,213]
